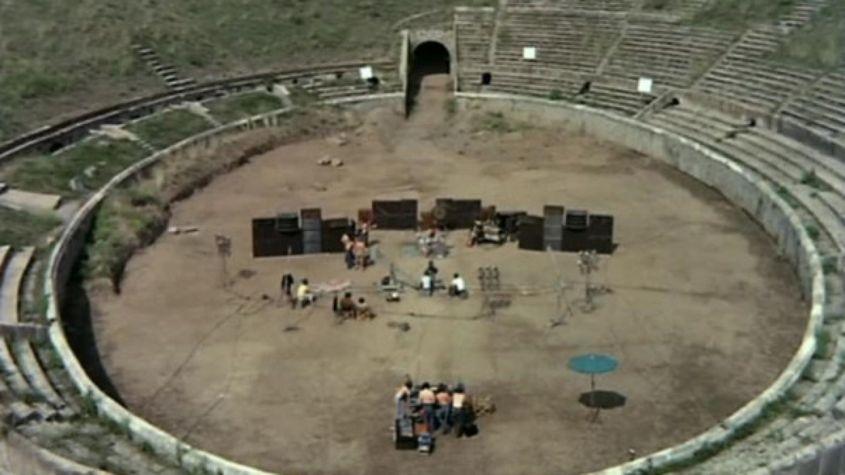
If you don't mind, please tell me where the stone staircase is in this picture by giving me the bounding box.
[131,43,197,92]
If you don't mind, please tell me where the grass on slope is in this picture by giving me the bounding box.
[85,106,355,291]
[689,0,796,30]
[0,0,494,142]
[206,92,287,124]
[770,0,845,69]
[0,208,61,248]
[125,109,213,149]
[2,138,147,197]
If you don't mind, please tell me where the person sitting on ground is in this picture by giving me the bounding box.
[419,382,437,433]
[338,292,356,319]
[420,272,434,296]
[356,297,375,320]
[449,273,467,298]
[296,279,314,308]
[435,383,453,434]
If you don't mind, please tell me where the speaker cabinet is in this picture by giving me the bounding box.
[588,214,614,254]
[252,218,303,257]
[518,215,544,251]
[434,198,482,229]
[321,218,356,253]
[301,208,322,254]
[275,212,299,232]
[373,200,418,230]
[565,209,589,230]
[543,205,564,251]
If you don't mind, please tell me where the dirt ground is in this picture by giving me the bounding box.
[89,76,807,474]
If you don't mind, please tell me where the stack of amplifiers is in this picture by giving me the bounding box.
[543,205,564,251]
[321,218,356,253]
[301,208,322,254]
[517,215,544,251]
[587,214,614,254]
[372,199,418,230]
[252,214,303,258]
[561,209,589,253]
[434,198,483,229]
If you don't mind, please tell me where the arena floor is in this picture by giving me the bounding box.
[89,77,807,474]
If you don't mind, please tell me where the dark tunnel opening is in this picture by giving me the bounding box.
[406,41,451,115]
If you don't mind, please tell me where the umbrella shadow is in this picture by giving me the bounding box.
[578,390,627,410]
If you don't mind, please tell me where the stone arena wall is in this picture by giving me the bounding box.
[456,93,826,475]
[41,90,824,474]
[44,94,402,475]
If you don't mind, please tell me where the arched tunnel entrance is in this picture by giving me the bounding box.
[406,41,451,115]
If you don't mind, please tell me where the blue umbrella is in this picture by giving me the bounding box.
[569,353,618,420]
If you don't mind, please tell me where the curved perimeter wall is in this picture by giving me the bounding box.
[455,93,826,475]
[44,92,823,474]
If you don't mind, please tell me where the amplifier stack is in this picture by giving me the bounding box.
[587,214,614,254]
[561,209,589,253]
[301,208,322,255]
[517,215,544,251]
[252,213,303,258]
[433,198,482,229]
[251,200,615,259]
[543,205,564,251]
[372,199,418,230]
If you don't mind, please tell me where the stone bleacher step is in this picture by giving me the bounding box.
[12,339,67,411]
[649,112,845,250]
[0,247,10,277]
[0,188,62,213]
[1,247,35,325]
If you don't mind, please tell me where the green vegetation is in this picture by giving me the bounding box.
[0,208,61,248]
[2,138,147,196]
[84,107,354,290]
[206,92,286,124]
[775,185,801,208]
[805,224,820,241]
[126,109,213,150]
[642,0,688,12]
[771,1,845,69]
[473,111,529,134]
[648,390,805,474]
[822,256,839,275]
[815,327,832,358]
[690,0,796,30]
[549,89,564,101]
[800,169,832,191]
[0,0,494,141]
[84,187,169,290]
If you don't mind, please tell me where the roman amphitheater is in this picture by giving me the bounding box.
[0,1,842,474]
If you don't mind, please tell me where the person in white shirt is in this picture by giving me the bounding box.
[449,273,467,297]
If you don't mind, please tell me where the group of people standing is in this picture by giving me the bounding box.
[341,222,371,270]
[395,380,476,439]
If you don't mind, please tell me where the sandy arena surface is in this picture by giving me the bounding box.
[89,76,807,474]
